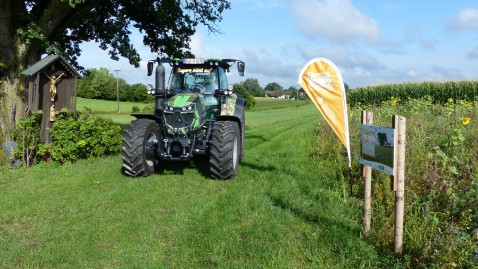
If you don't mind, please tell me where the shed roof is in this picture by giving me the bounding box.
[21,54,82,78]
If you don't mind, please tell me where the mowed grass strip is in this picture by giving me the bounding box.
[0,102,383,268]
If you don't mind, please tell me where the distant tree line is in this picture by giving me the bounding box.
[78,71,312,107]
[77,68,153,103]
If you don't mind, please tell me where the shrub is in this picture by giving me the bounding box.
[11,111,43,167]
[244,94,256,110]
[45,110,122,163]
[132,106,140,113]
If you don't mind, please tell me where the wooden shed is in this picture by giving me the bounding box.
[22,55,82,143]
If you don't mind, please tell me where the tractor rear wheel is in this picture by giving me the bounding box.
[122,119,159,177]
[209,121,240,179]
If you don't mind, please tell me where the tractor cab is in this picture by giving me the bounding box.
[169,65,221,107]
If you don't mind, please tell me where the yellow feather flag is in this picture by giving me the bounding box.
[298,58,351,167]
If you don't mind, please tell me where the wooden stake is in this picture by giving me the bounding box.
[362,111,373,237]
[394,115,406,254]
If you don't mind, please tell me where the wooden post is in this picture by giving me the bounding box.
[362,111,373,237]
[393,115,406,254]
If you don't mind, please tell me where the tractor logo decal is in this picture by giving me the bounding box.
[221,94,237,116]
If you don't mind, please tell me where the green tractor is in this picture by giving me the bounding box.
[122,57,246,179]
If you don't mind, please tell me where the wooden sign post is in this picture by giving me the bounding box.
[360,111,406,255]
[362,111,373,237]
[393,115,406,254]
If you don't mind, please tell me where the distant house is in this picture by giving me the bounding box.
[266,91,291,99]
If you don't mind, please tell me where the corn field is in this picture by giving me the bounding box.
[348,81,478,107]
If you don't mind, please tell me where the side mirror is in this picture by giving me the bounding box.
[237,61,245,76]
[147,61,154,76]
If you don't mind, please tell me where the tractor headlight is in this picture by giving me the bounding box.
[164,105,174,112]
[146,84,154,95]
[180,105,194,112]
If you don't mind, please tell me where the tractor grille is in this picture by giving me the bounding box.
[165,112,195,129]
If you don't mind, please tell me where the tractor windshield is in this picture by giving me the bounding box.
[170,68,218,95]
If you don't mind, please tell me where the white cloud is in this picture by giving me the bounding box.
[241,48,302,87]
[189,33,207,57]
[292,0,381,45]
[295,44,384,70]
[447,8,478,31]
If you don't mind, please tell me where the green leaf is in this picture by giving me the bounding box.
[449,166,458,174]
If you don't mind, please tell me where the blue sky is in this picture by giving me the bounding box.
[77,0,478,89]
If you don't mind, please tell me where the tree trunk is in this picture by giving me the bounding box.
[0,0,41,146]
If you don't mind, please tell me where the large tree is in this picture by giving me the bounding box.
[264,82,282,92]
[0,0,230,144]
[241,78,264,97]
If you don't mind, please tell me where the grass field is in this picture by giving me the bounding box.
[0,99,389,268]
[76,97,150,114]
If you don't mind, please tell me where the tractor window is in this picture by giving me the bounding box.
[171,68,218,94]
[218,67,228,90]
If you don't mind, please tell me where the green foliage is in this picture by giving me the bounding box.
[45,110,122,163]
[241,78,266,97]
[126,83,153,103]
[264,82,283,92]
[78,69,152,103]
[131,106,140,113]
[348,81,478,108]
[77,68,117,100]
[11,111,44,167]
[5,1,231,70]
[344,82,350,92]
[343,97,478,268]
[233,83,255,110]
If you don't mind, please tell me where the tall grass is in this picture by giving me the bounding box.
[316,93,478,267]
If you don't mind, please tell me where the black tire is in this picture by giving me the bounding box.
[209,121,240,179]
[122,119,159,177]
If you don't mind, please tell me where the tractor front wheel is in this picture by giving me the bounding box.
[122,119,159,177]
[209,121,240,179]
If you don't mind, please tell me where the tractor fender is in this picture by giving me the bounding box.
[131,113,162,122]
[217,96,245,125]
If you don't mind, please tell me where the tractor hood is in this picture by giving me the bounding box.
[163,93,207,135]
[165,93,205,109]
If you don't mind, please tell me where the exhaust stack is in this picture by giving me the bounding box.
[155,60,166,112]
